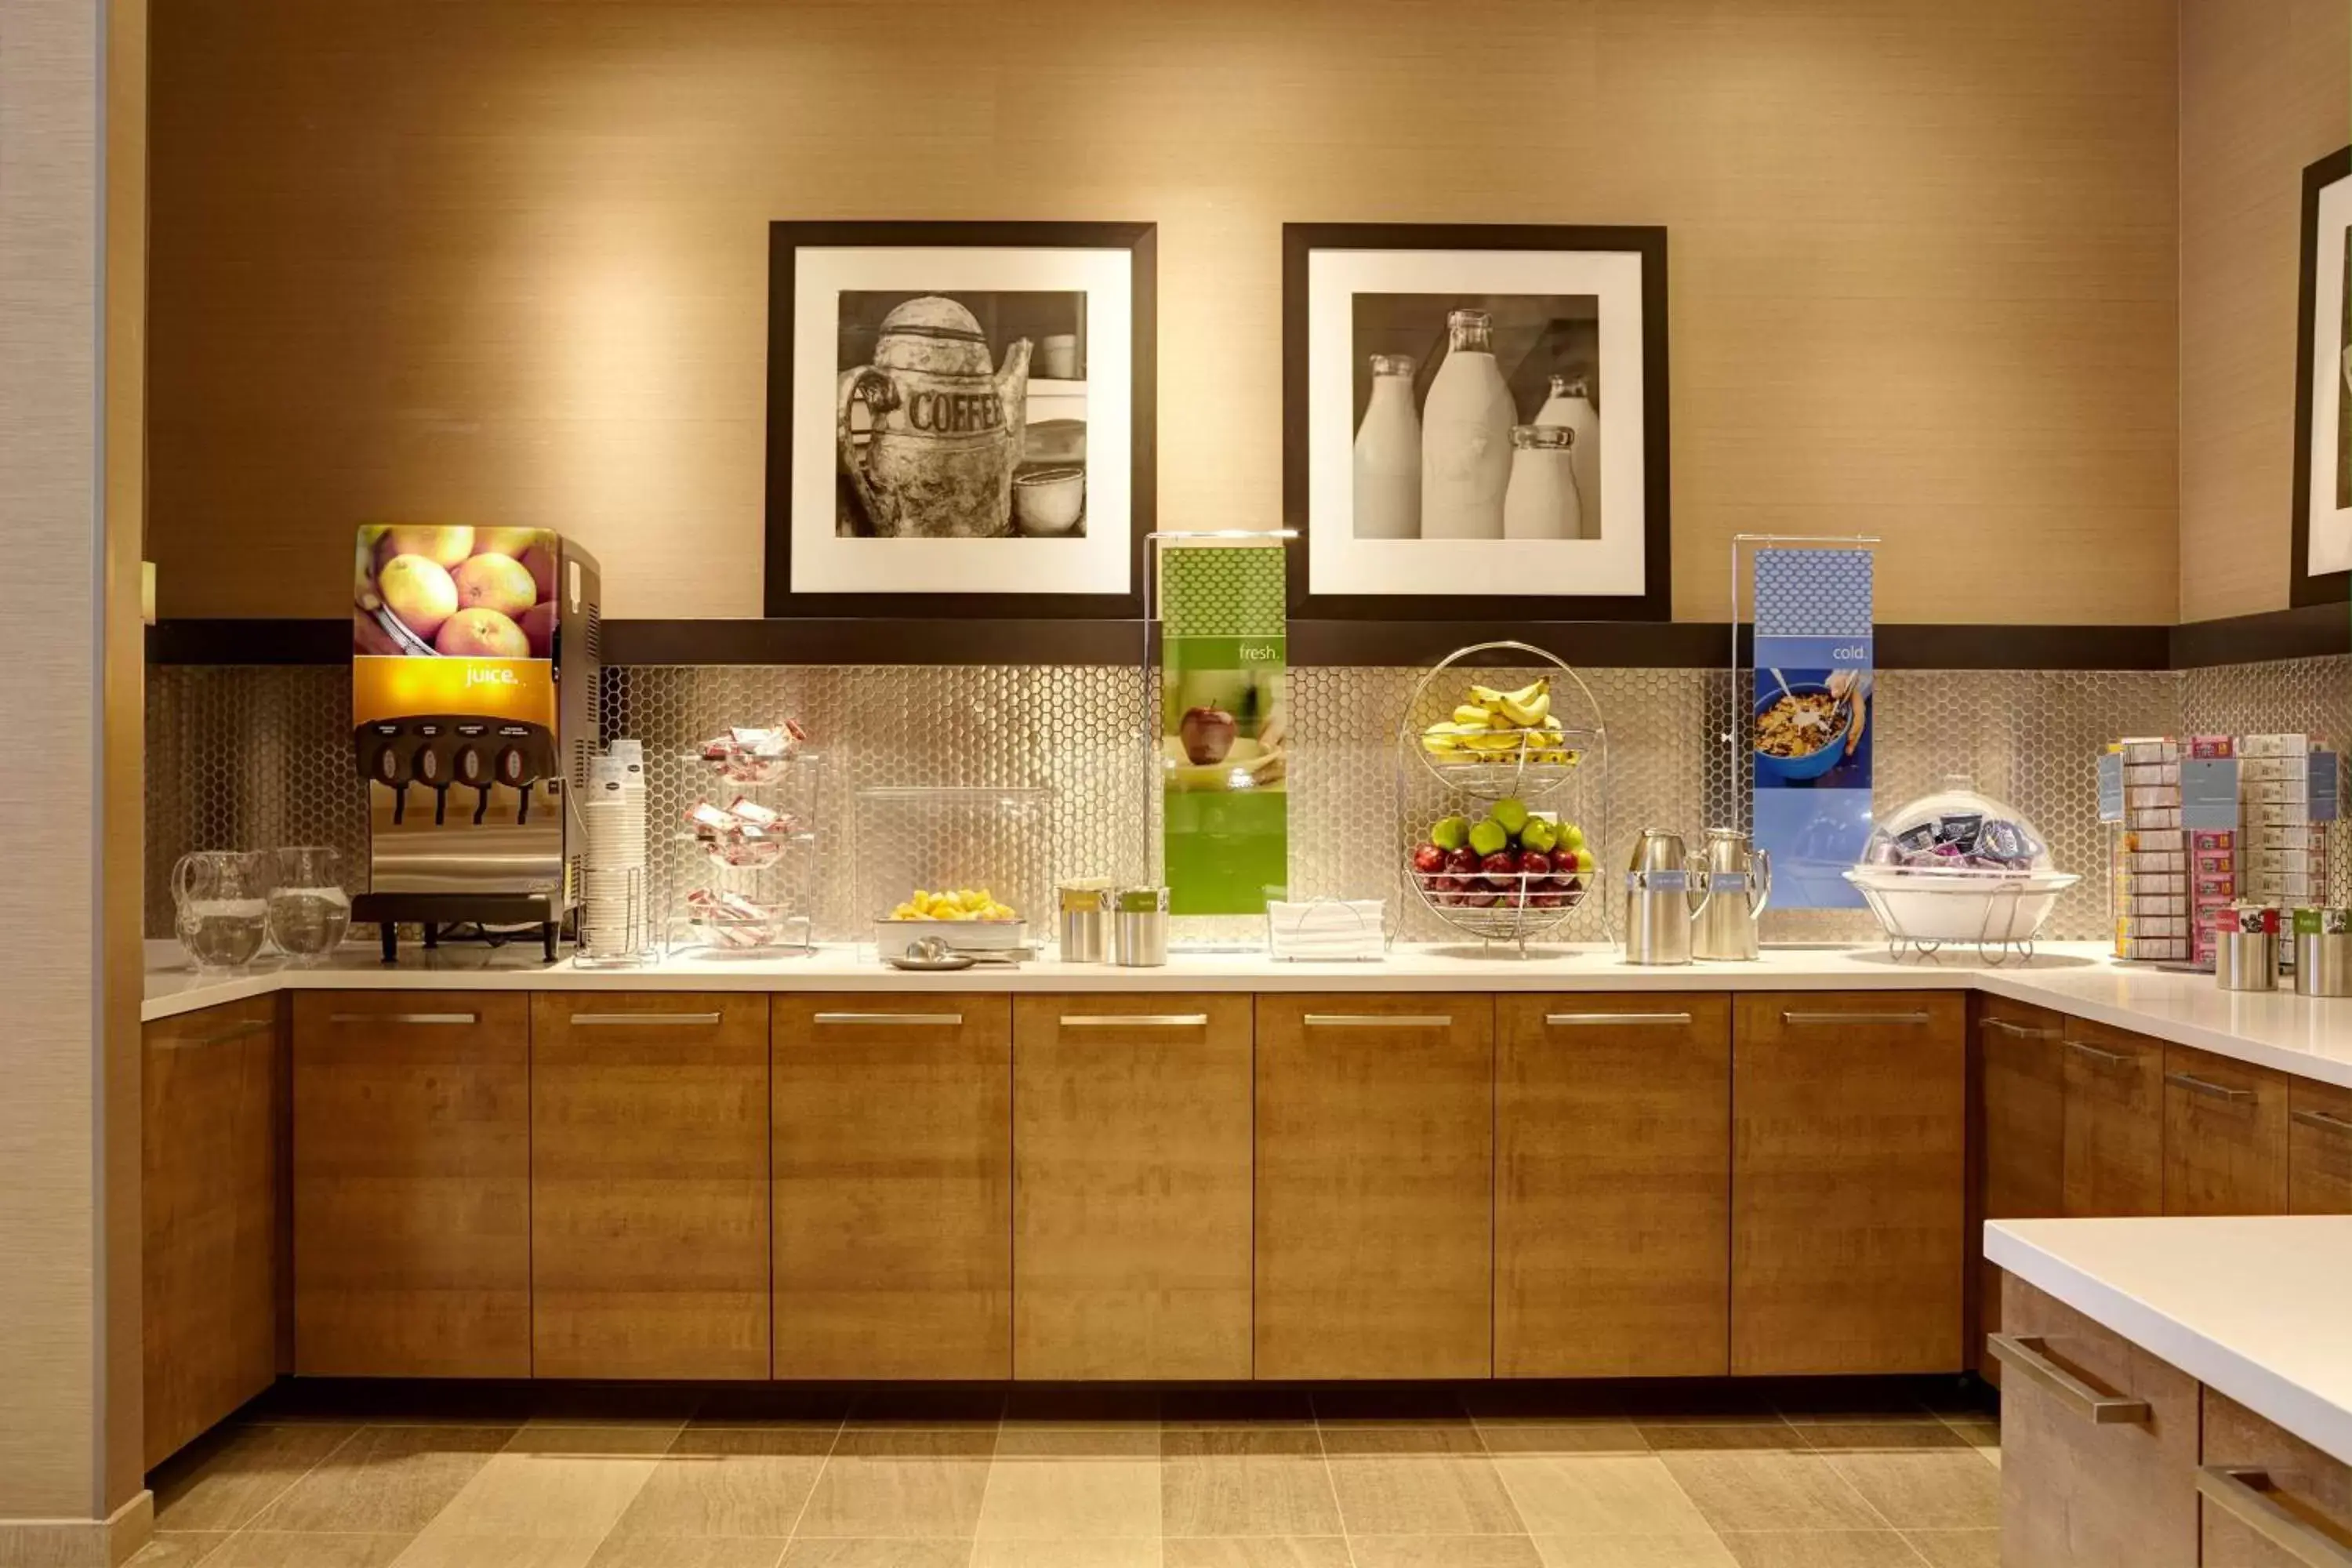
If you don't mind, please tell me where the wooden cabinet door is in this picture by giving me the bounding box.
[291,993,530,1377]
[1730,993,1965,1376]
[1011,996,1253,1381]
[2199,1388,2352,1567]
[2163,1045,2290,1215]
[1254,996,1494,1380]
[1996,1275,2199,1568]
[1496,995,1729,1377]
[2062,1020,2165,1218]
[532,993,771,1380]
[144,997,281,1466]
[2289,1079,2352,1215]
[773,996,1011,1379]
[1975,997,2066,1383]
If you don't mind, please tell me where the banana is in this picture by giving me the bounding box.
[1452,703,1494,728]
[1499,677,1552,727]
[1468,684,1507,706]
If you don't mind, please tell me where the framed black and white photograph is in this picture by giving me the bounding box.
[1283,223,1670,620]
[2293,147,2352,606]
[765,221,1155,619]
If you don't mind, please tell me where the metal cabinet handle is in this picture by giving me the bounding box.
[1780,1010,1929,1026]
[1984,1334,2151,1425]
[159,1018,274,1050]
[2065,1039,2133,1066]
[2198,1468,2352,1567]
[1059,1014,1210,1028]
[2166,1071,2256,1103]
[1980,1017,2061,1040]
[325,1011,477,1025]
[570,1012,723,1026]
[1546,1012,1693,1027]
[811,1012,964,1027]
[2292,1108,2352,1135]
[1303,1014,1452,1029]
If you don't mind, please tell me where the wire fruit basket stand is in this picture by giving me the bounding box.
[1394,641,1610,953]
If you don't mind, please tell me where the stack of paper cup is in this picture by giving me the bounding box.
[580,747,649,957]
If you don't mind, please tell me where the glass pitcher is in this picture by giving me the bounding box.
[172,851,273,971]
[266,846,351,964]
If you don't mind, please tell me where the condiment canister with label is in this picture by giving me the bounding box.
[2215,903,2280,992]
[2293,907,2352,997]
[1112,885,1170,968]
[1057,879,1112,964]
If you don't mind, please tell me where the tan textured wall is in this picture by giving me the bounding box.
[148,0,2180,626]
[0,0,103,1530]
[2178,0,2350,622]
[107,0,151,1518]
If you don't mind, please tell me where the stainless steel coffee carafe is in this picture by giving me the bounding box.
[1693,828,1772,961]
[1624,829,1711,966]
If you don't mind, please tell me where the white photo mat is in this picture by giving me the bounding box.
[1306,246,1649,599]
[789,245,1134,597]
[2307,172,2352,579]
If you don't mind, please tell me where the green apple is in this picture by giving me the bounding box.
[1468,818,1509,858]
[1430,815,1470,851]
[1519,817,1559,855]
[1490,796,1531,837]
[1556,822,1586,854]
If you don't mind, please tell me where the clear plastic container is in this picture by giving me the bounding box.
[1844,779,2077,948]
[858,786,1054,956]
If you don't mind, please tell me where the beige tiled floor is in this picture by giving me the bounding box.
[131,1381,2001,1568]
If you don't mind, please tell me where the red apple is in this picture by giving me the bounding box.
[1411,843,1446,876]
[520,600,557,657]
[1179,706,1238,765]
[518,543,561,604]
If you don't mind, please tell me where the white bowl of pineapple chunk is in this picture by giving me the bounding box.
[877,887,1029,951]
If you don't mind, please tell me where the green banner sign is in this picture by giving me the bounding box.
[1160,546,1287,916]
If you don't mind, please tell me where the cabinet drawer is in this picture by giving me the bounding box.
[773,996,1011,1379]
[144,996,281,1465]
[1731,993,1965,1375]
[1974,996,2066,1384]
[2063,1020,2164,1218]
[2163,1045,2290,1215]
[1011,996,1253,1381]
[531,994,771,1379]
[1254,996,1494,1380]
[2290,1080,2352,1215]
[291,993,531,1377]
[1497,995,1729,1377]
[2201,1388,2352,1566]
[1997,1275,2199,1568]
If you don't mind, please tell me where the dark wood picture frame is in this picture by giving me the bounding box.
[764,220,1156,621]
[2291,147,2352,608]
[1282,222,1671,622]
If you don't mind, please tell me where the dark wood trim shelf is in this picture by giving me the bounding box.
[147,609,2343,672]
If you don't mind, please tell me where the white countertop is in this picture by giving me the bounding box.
[1987,1217,2352,1465]
[140,938,2352,1087]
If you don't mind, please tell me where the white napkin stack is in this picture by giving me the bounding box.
[1267,899,1388,961]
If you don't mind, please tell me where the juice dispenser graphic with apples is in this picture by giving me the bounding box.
[350,524,602,961]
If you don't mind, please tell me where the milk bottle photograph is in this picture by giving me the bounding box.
[1417,309,1515,539]
[1503,424,1584,540]
[1535,374,1600,535]
[1352,354,1421,539]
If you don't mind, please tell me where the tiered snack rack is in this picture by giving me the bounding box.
[1393,641,1610,953]
[665,748,824,958]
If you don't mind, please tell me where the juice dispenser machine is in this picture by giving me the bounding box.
[348,525,601,961]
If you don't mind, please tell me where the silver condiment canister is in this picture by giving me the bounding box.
[1112,885,1170,967]
[2215,904,2281,991]
[1057,880,1112,964]
[2293,908,2352,998]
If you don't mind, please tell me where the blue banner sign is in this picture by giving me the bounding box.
[1751,549,1874,909]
